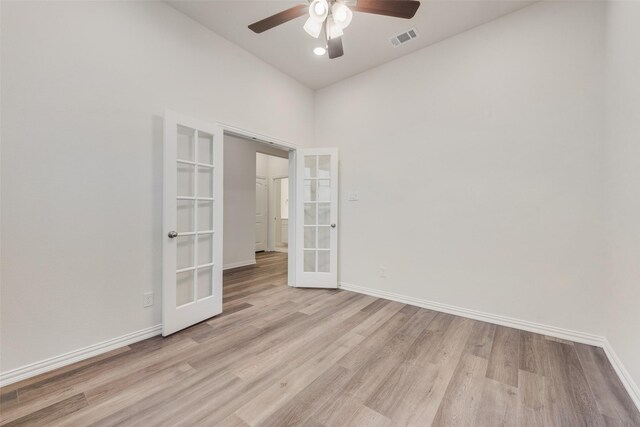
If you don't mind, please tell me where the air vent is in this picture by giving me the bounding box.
[390,28,419,47]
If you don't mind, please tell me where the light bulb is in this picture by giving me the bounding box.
[304,17,322,38]
[308,0,329,23]
[331,3,353,29]
[313,46,327,56]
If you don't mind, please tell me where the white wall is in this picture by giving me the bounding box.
[604,0,640,394]
[0,1,313,373]
[223,137,287,268]
[267,154,289,179]
[315,1,607,336]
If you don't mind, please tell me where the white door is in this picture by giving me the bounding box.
[163,111,223,336]
[255,177,268,252]
[295,148,338,288]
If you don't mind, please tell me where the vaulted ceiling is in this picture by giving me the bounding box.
[166,0,536,89]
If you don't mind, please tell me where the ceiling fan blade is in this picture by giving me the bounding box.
[352,0,420,19]
[248,4,308,33]
[328,36,344,59]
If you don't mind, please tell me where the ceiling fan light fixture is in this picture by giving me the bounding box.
[303,16,323,38]
[325,16,343,40]
[331,3,353,29]
[308,0,329,22]
[248,0,421,61]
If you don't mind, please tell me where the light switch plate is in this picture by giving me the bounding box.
[347,191,359,201]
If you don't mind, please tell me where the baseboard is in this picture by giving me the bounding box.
[223,259,256,270]
[0,324,162,387]
[2,283,637,413]
[339,282,604,346]
[602,339,640,410]
[339,281,640,411]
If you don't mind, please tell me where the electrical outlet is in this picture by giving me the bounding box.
[143,292,154,307]
[379,267,387,278]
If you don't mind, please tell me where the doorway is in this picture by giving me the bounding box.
[162,111,338,336]
[255,152,289,255]
[221,135,291,305]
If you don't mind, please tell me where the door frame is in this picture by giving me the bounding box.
[220,124,299,287]
[255,175,269,252]
[269,175,289,253]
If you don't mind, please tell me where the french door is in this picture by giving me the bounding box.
[163,111,223,336]
[295,148,339,288]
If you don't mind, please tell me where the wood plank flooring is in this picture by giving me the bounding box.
[1,251,639,426]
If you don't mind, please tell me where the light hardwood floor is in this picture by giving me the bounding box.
[1,252,639,426]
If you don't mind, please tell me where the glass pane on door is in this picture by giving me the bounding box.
[198,201,213,231]
[304,179,317,201]
[177,201,195,233]
[304,227,316,248]
[318,155,331,178]
[198,132,214,165]
[176,270,194,307]
[317,251,330,273]
[304,250,316,272]
[197,267,213,299]
[177,236,194,270]
[198,167,214,198]
[198,234,213,265]
[318,180,330,201]
[318,203,330,225]
[304,203,316,225]
[317,227,330,249]
[177,126,195,161]
[177,164,195,197]
[302,154,331,273]
[174,125,217,306]
[304,156,317,178]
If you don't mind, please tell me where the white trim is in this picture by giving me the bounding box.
[339,282,603,345]
[223,259,256,271]
[339,281,640,412]
[602,339,640,411]
[255,175,269,252]
[287,150,297,287]
[269,175,289,253]
[220,123,299,151]
[0,325,162,387]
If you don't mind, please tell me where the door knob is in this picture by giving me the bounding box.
[168,231,178,238]
[331,224,337,228]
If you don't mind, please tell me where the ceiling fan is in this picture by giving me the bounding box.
[248,0,421,59]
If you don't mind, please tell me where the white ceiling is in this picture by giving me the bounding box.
[166,0,536,89]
